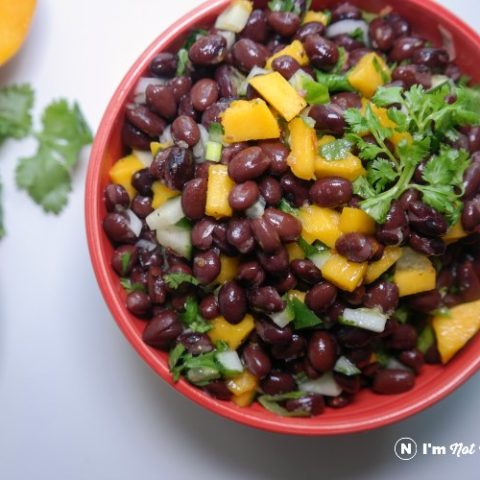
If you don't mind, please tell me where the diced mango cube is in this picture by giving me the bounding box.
[303,10,329,25]
[393,248,436,297]
[249,72,307,122]
[432,300,480,363]
[287,242,305,261]
[365,246,403,284]
[340,207,376,235]
[226,371,258,396]
[215,255,240,284]
[221,99,280,143]
[321,254,367,292]
[443,221,468,245]
[205,165,235,219]
[151,181,178,209]
[348,52,390,98]
[208,314,255,350]
[109,154,144,199]
[266,40,309,69]
[150,141,173,156]
[298,205,342,248]
[232,389,256,407]
[287,117,316,180]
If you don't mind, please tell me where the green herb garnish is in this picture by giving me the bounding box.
[0,84,34,143]
[290,297,323,329]
[120,278,147,294]
[258,391,310,417]
[164,272,200,289]
[319,138,352,161]
[181,297,212,333]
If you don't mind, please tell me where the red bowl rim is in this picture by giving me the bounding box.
[86,0,480,435]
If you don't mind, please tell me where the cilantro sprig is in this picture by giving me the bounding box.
[164,272,200,289]
[181,297,212,333]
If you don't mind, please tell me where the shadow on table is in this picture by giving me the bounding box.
[132,352,478,480]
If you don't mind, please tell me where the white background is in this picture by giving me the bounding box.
[0,1,479,479]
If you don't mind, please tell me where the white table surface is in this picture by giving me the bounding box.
[0,1,479,479]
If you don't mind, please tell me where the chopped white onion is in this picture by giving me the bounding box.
[136,239,157,252]
[326,19,369,45]
[146,196,184,230]
[334,356,361,376]
[299,372,342,397]
[270,304,295,328]
[216,351,244,374]
[134,77,168,104]
[386,357,412,372]
[342,307,388,333]
[193,124,209,162]
[217,30,236,50]
[245,196,266,219]
[160,125,173,144]
[439,24,456,61]
[238,66,270,96]
[430,74,450,91]
[215,0,252,33]
[126,209,143,237]
[133,149,154,167]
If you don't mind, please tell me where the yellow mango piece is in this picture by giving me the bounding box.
[321,254,367,292]
[365,246,403,284]
[303,10,329,25]
[301,230,317,244]
[232,389,256,407]
[109,154,144,199]
[298,205,342,248]
[221,99,280,143]
[150,141,173,156]
[432,300,480,363]
[287,117,316,180]
[0,0,36,66]
[151,182,178,209]
[340,207,376,235]
[249,72,307,122]
[321,257,367,292]
[226,371,258,396]
[287,242,305,261]
[393,248,436,297]
[288,290,306,303]
[315,136,365,181]
[348,52,390,98]
[215,255,240,284]
[443,221,468,245]
[266,40,309,69]
[208,314,255,350]
[205,165,234,219]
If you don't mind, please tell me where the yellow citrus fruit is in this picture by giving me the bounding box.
[0,0,37,66]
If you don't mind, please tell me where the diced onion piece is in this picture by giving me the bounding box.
[238,66,270,96]
[309,250,332,269]
[334,356,361,376]
[134,77,168,103]
[136,239,157,252]
[299,371,342,396]
[187,367,220,384]
[386,357,412,372]
[270,304,295,328]
[217,30,236,50]
[216,350,244,375]
[341,307,388,333]
[125,209,143,237]
[133,149,154,167]
[245,196,266,219]
[146,196,184,230]
[193,124,209,162]
[215,0,253,33]
[326,19,369,45]
[156,224,192,259]
[430,74,450,91]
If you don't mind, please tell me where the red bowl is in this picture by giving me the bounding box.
[86,0,480,435]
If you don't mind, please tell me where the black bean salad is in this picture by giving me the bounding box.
[102,0,480,417]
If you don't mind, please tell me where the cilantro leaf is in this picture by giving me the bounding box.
[302,76,330,105]
[319,138,352,161]
[176,49,189,77]
[352,176,377,199]
[15,100,92,213]
[119,278,147,294]
[278,198,299,216]
[367,158,399,193]
[371,86,403,107]
[164,272,200,289]
[315,69,354,92]
[120,251,132,276]
[0,84,34,143]
[349,27,365,42]
[298,237,328,257]
[181,297,212,333]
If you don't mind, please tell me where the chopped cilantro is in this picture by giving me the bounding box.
[181,297,212,333]
[319,138,352,161]
[0,84,34,143]
[164,272,200,289]
[120,278,147,294]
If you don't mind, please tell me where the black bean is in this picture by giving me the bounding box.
[285,395,325,416]
[171,115,200,147]
[336,233,378,263]
[309,104,345,135]
[372,369,415,394]
[259,177,282,206]
[163,147,195,190]
[267,11,301,37]
[261,371,296,395]
[295,23,326,44]
[412,48,449,72]
[103,212,137,243]
[191,79,219,112]
[236,260,265,287]
[125,105,166,138]
[304,35,339,70]
[307,331,336,373]
[384,13,411,37]
[407,201,448,237]
[369,17,395,51]
[462,196,480,232]
[376,201,410,246]
[331,2,361,22]
[204,381,232,400]
[150,52,178,77]
[126,291,152,317]
[193,250,221,285]
[214,64,237,98]
[131,168,154,196]
[122,122,151,150]
[112,245,138,276]
[334,373,361,394]
[291,259,322,284]
[408,290,442,313]
[191,218,216,250]
[333,34,364,53]
[241,9,269,44]
[272,55,301,80]
[309,177,352,208]
[248,286,285,312]
[280,172,310,207]
[228,146,271,183]
[199,294,220,320]
[228,181,260,211]
[259,142,290,176]
[408,233,446,256]
[305,282,337,314]
[104,184,130,212]
[388,324,418,350]
[131,195,154,218]
[364,281,399,313]
[169,76,192,102]
[232,38,269,73]
[179,332,214,355]
[226,218,255,254]
[256,316,293,345]
[264,207,302,242]
[331,92,362,110]
[457,260,480,302]
[271,334,306,361]
[242,343,272,379]
[250,217,281,253]
[398,349,424,374]
[218,281,247,324]
[181,178,207,220]
[142,310,183,350]
[392,64,432,89]
[145,84,177,120]
[188,34,227,66]
[257,246,290,275]
[390,36,425,62]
